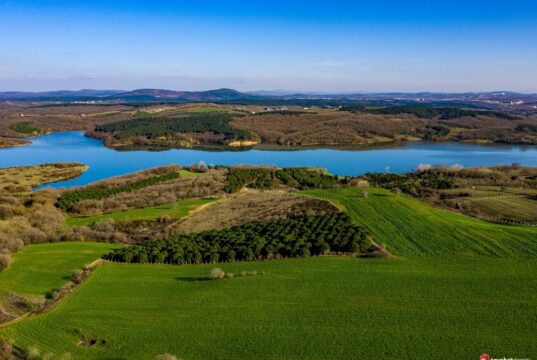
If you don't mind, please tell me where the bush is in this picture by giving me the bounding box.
[71,269,87,284]
[0,338,17,360]
[27,346,40,360]
[159,215,172,224]
[0,254,11,270]
[209,268,225,280]
[156,354,178,360]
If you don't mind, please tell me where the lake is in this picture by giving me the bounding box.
[1,131,537,188]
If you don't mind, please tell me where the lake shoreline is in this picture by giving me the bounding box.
[2,131,537,189]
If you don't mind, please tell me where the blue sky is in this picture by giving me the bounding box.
[1,0,536,92]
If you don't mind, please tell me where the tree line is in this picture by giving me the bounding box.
[57,171,182,211]
[341,105,518,120]
[362,171,454,195]
[104,213,371,265]
[224,167,344,193]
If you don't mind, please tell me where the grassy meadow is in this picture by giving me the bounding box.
[2,257,537,359]
[2,186,537,359]
[0,242,117,297]
[302,187,537,257]
[442,186,537,222]
[66,198,215,227]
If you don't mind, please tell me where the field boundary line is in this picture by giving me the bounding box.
[165,199,218,229]
[461,194,529,203]
[0,256,106,328]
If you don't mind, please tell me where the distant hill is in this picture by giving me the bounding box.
[0,89,536,112]
[0,89,124,100]
[115,88,256,101]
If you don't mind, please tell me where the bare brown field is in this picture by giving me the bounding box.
[174,190,339,233]
[0,104,135,138]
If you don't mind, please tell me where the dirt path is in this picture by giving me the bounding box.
[0,311,31,328]
[165,200,218,229]
[85,258,104,269]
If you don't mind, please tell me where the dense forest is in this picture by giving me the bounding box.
[224,167,344,193]
[104,213,371,264]
[94,112,252,141]
[341,105,518,120]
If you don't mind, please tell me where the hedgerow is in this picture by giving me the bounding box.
[104,213,371,264]
[57,172,182,211]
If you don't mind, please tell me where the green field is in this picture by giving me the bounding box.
[2,257,536,359]
[178,169,203,177]
[302,187,537,257]
[470,196,537,222]
[2,187,537,359]
[442,186,537,222]
[66,198,215,227]
[0,242,117,297]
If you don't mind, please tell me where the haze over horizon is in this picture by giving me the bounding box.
[1,0,536,93]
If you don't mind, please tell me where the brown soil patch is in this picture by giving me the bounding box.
[174,190,339,233]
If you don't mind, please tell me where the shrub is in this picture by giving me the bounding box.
[71,269,87,284]
[156,354,178,360]
[209,268,225,280]
[0,338,16,360]
[159,215,172,224]
[0,254,12,270]
[27,346,40,360]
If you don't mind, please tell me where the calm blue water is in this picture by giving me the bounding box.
[1,131,537,188]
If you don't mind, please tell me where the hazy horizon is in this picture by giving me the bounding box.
[1,0,536,93]
[1,87,536,95]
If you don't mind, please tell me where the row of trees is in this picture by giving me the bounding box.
[224,167,343,193]
[363,171,454,195]
[57,172,182,211]
[94,112,252,141]
[341,105,518,120]
[104,213,371,264]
